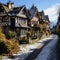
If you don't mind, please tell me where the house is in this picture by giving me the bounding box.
[9,6,30,37]
[38,11,50,36]
[0,2,10,26]
[43,15,50,31]
[0,1,50,40]
[0,1,30,38]
[29,5,40,38]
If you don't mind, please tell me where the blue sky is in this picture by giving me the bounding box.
[0,0,60,10]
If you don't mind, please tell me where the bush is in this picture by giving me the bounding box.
[26,31,31,37]
[0,26,6,40]
[20,36,29,43]
[0,27,19,56]
[0,39,7,53]
[0,33,6,40]
[56,23,60,38]
[46,31,49,35]
[0,39,19,55]
[8,31,16,38]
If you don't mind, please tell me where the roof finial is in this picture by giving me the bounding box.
[8,0,11,3]
[32,3,34,7]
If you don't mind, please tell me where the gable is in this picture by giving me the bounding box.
[31,11,39,21]
[0,3,9,13]
[29,6,39,20]
[17,6,27,18]
[32,16,39,21]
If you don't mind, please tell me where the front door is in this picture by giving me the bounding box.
[11,17,15,28]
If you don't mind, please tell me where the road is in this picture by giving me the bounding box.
[35,35,58,60]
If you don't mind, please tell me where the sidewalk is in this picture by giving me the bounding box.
[2,35,54,60]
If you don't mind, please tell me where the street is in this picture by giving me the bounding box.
[2,35,59,60]
[35,35,58,60]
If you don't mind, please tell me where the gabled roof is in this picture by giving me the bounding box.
[2,5,9,12]
[8,5,28,18]
[29,5,39,19]
[0,3,9,12]
[44,15,49,21]
[8,7,22,15]
[38,10,44,16]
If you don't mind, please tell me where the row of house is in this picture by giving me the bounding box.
[0,1,50,39]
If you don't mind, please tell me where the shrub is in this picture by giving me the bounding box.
[56,23,60,38]
[0,27,6,40]
[46,31,49,35]
[20,36,29,43]
[0,33,6,40]
[0,39,7,53]
[21,36,27,41]
[0,27,19,56]
[26,31,31,37]
[8,31,16,38]
[0,39,19,55]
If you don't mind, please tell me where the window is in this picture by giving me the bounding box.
[21,29,26,35]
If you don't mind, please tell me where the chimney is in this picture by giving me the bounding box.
[11,3,14,8]
[7,0,14,9]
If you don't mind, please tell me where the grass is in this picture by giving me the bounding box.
[0,55,2,60]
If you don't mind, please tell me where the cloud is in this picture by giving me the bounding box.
[44,3,60,23]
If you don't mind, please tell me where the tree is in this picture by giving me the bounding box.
[56,6,60,38]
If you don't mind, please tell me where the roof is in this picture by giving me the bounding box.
[0,3,9,12]
[8,5,28,18]
[29,5,38,19]
[2,5,9,12]
[38,10,44,16]
[8,6,23,15]
[44,15,49,20]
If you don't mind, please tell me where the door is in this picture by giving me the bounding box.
[11,17,15,27]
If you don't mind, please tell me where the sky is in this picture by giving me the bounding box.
[0,0,60,27]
